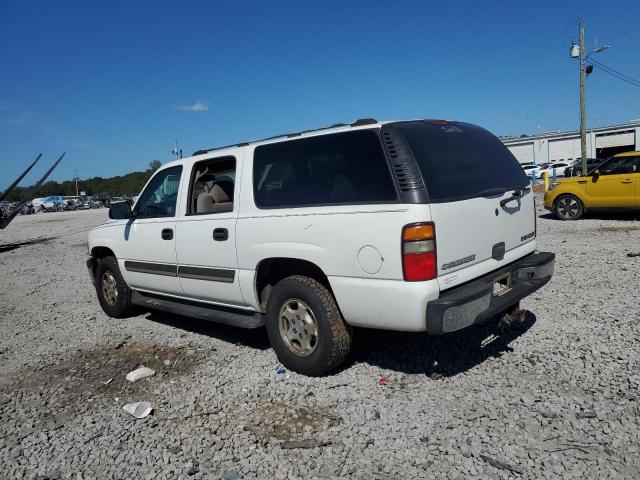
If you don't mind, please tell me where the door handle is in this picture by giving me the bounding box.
[161,228,174,240]
[621,179,633,184]
[213,228,228,241]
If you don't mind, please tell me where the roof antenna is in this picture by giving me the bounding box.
[172,140,183,160]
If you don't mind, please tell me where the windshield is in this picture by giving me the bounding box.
[396,121,529,202]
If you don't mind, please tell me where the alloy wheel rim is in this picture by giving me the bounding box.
[557,197,579,219]
[101,271,118,305]
[278,299,318,356]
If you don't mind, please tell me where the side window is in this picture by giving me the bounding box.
[188,156,236,215]
[135,166,182,218]
[253,130,397,208]
[600,157,637,175]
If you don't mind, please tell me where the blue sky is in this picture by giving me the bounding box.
[1,0,638,185]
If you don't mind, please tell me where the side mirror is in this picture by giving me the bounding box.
[109,201,133,219]
[592,169,600,181]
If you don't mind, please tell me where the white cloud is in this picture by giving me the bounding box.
[175,101,209,112]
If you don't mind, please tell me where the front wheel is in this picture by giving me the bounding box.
[95,256,136,318]
[265,276,352,376]
[554,194,584,221]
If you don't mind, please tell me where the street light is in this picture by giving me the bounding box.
[588,45,610,56]
[570,23,610,175]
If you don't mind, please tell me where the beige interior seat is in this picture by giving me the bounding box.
[196,192,216,213]
[209,181,233,213]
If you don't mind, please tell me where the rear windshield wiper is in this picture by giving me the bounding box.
[475,187,509,197]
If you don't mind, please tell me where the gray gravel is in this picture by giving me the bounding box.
[1,201,639,479]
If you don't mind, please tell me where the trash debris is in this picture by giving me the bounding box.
[222,470,241,480]
[122,401,153,419]
[480,455,523,474]
[276,366,286,375]
[327,382,352,389]
[280,439,332,449]
[163,359,172,367]
[576,411,597,419]
[102,378,113,385]
[114,335,132,350]
[626,252,640,257]
[187,461,199,476]
[34,471,62,480]
[126,366,155,382]
[377,377,390,386]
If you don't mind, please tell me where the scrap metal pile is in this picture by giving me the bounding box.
[0,153,64,230]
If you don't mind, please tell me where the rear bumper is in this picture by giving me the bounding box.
[426,251,555,335]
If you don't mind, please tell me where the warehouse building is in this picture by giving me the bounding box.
[501,120,640,165]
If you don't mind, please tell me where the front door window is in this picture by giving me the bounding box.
[135,166,183,218]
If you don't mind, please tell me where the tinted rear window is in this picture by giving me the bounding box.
[396,122,529,202]
[253,130,397,208]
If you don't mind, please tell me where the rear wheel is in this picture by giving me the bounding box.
[554,194,584,221]
[266,275,352,376]
[95,256,136,318]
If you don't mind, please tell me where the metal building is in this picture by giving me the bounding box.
[501,121,640,164]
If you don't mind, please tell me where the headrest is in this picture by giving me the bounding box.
[211,180,233,203]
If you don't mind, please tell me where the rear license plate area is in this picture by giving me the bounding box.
[492,273,512,297]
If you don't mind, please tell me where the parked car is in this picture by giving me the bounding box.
[563,158,603,177]
[536,162,570,179]
[522,164,540,178]
[87,118,555,375]
[544,151,640,220]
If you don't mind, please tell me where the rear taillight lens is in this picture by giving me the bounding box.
[402,223,437,281]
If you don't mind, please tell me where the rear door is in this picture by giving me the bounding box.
[175,155,246,306]
[395,121,535,289]
[586,156,637,207]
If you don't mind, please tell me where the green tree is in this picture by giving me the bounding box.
[148,160,162,172]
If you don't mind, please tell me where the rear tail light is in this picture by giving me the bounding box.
[402,222,436,281]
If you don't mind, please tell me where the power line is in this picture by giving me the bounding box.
[592,64,640,89]
[593,65,640,88]
[589,58,640,84]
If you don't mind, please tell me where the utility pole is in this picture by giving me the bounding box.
[75,169,79,196]
[579,22,588,176]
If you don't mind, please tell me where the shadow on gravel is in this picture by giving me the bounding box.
[0,236,57,253]
[345,311,537,377]
[145,311,270,350]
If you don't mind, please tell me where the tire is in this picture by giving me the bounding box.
[554,194,584,221]
[95,256,136,318]
[265,275,352,376]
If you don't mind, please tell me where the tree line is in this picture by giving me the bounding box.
[4,160,162,201]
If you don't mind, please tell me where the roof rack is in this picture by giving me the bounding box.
[192,118,379,156]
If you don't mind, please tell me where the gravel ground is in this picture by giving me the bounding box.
[1,200,639,479]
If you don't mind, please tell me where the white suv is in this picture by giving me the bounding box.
[87,119,555,375]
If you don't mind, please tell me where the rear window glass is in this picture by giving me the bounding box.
[253,130,397,208]
[396,122,529,202]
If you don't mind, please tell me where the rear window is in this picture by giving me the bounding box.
[396,122,529,202]
[253,130,398,208]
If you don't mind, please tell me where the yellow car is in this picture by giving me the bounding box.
[544,151,640,220]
